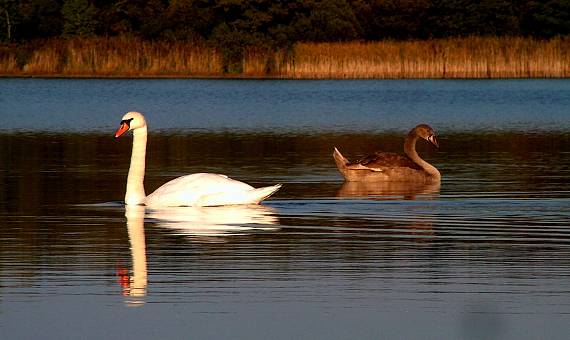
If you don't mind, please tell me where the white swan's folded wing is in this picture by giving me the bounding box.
[195,184,282,206]
[144,173,280,207]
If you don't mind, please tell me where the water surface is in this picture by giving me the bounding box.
[1,79,570,339]
[2,78,570,132]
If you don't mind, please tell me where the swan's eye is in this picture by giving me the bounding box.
[120,118,134,126]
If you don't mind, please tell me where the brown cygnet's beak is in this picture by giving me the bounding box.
[428,134,439,148]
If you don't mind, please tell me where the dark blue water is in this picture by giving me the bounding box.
[1,78,569,132]
[0,78,570,339]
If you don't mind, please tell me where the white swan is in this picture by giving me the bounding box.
[115,111,282,207]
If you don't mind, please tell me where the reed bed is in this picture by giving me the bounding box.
[289,37,570,78]
[1,36,569,78]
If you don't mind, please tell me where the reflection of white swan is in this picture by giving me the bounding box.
[123,205,147,298]
[337,180,440,200]
[146,205,280,238]
[115,111,281,207]
[118,204,278,299]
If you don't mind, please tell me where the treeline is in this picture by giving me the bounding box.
[3,0,570,42]
[4,0,570,41]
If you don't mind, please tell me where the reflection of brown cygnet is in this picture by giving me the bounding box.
[337,181,440,200]
[333,124,441,182]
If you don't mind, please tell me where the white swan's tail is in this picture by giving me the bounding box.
[248,184,282,204]
[195,184,282,206]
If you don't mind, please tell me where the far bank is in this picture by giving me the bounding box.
[1,36,569,79]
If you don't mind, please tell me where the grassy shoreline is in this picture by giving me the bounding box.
[1,36,569,79]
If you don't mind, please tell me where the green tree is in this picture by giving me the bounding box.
[350,0,429,40]
[162,0,212,41]
[422,0,468,38]
[421,0,520,38]
[521,0,570,38]
[205,0,309,73]
[94,0,167,37]
[459,0,519,36]
[62,0,97,37]
[208,0,277,73]
[14,0,63,40]
[138,0,168,38]
[0,0,18,41]
[294,0,362,42]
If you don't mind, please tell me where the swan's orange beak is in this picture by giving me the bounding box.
[115,122,130,138]
[428,135,439,148]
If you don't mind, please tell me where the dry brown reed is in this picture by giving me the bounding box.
[289,37,570,78]
[0,36,568,78]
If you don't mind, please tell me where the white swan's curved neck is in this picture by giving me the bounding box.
[404,134,441,180]
[126,127,147,205]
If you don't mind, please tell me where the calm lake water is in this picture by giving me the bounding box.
[1,78,570,339]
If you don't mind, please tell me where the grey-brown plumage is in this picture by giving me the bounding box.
[333,124,441,182]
